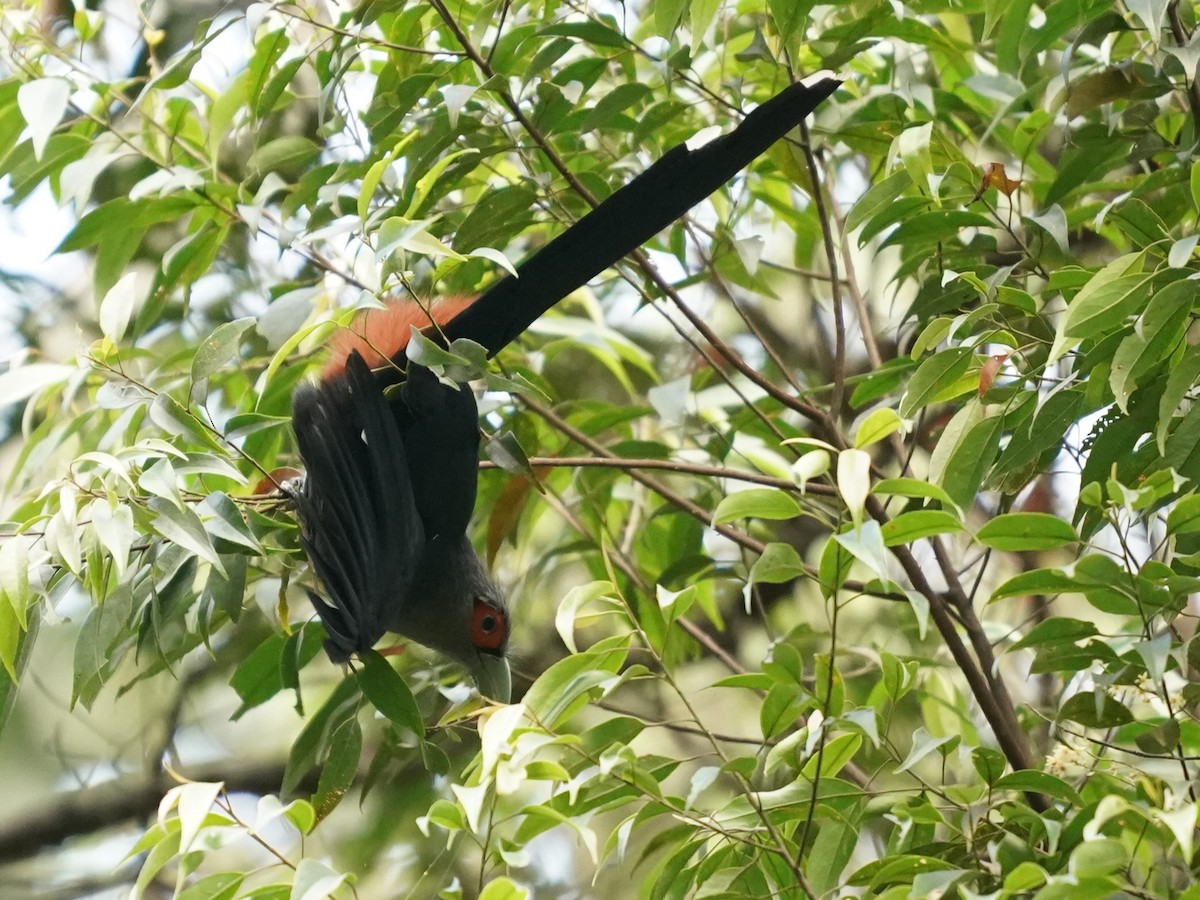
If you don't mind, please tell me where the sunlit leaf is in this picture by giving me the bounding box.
[976,513,1077,551]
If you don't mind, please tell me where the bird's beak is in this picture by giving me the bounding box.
[471,653,511,703]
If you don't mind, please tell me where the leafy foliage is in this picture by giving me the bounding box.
[2,0,1200,897]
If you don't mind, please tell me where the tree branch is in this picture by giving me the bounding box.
[0,758,313,864]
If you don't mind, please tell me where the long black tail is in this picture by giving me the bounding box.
[439,78,840,358]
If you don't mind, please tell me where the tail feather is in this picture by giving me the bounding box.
[440,79,839,358]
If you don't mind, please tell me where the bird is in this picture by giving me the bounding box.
[291,297,511,701]
[290,78,839,703]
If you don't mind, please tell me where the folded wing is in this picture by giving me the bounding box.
[292,351,425,661]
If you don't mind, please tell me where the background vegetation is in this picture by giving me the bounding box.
[1,0,1199,896]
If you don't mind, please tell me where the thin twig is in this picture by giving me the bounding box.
[795,117,845,418]
[481,455,835,495]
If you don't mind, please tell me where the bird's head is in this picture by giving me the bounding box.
[394,535,512,703]
[461,583,512,704]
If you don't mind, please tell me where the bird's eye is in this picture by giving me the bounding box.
[470,600,507,651]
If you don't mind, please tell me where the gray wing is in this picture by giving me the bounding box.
[292,351,425,661]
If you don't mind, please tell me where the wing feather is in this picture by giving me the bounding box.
[292,351,425,660]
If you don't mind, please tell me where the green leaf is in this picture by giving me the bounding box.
[247,29,288,117]
[404,148,480,219]
[523,635,629,729]
[258,57,305,119]
[540,20,629,47]
[224,412,291,440]
[808,818,857,893]
[690,0,721,41]
[17,78,69,160]
[909,318,953,360]
[850,358,919,407]
[801,733,862,778]
[1166,402,1200,480]
[191,318,256,382]
[313,717,362,821]
[358,132,419,221]
[161,780,224,853]
[1108,198,1166,250]
[1157,344,1200,452]
[230,624,323,719]
[230,633,290,718]
[749,542,808,584]
[580,83,651,133]
[818,533,854,598]
[148,497,226,575]
[0,590,25,685]
[282,675,362,796]
[1044,132,1128,207]
[896,727,954,773]
[881,510,964,547]
[990,389,1082,482]
[555,580,619,654]
[972,747,1006,785]
[150,18,239,91]
[760,684,805,739]
[453,185,538,252]
[1050,252,1148,360]
[768,0,813,46]
[201,492,262,554]
[846,169,911,235]
[133,828,183,898]
[975,513,1077,551]
[1010,617,1098,650]
[847,853,957,889]
[98,272,139,342]
[1168,496,1200,535]
[177,873,244,900]
[937,415,1004,512]
[58,195,197,296]
[1135,718,1181,755]
[881,652,918,700]
[993,769,1082,805]
[879,210,993,249]
[485,430,536,479]
[72,582,134,709]
[209,69,248,161]
[711,488,801,526]
[899,347,973,418]
[854,407,903,448]
[405,330,487,380]
[479,877,531,900]
[0,533,32,629]
[291,858,350,898]
[1003,863,1048,894]
[356,650,424,736]
[653,0,688,36]
[1058,691,1133,728]
[1109,280,1192,411]
[872,477,959,512]
[163,220,226,290]
[247,135,320,178]
[1071,839,1129,877]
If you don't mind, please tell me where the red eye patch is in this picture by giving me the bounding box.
[470,601,507,651]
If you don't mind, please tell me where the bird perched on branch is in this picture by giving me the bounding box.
[290,78,839,703]
[292,298,511,700]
